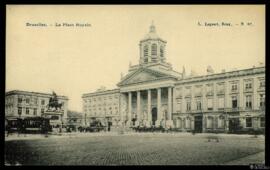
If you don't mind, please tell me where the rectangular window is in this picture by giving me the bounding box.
[18,97,23,103]
[259,80,265,88]
[41,108,44,114]
[34,98,38,105]
[245,95,252,109]
[260,117,265,127]
[232,96,238,108]
[26,108,30,115]
[259,94,265,108]
[246,117,252,128]
[231,84,238,91]
[176,99,181,112]
[26,98,30,104]
[18,107,22,115]
[196,100,201,110]
[33,108,37,115]
[186,101,191,111]
[245,83,252,90]
[207,98,213,110]
[218,97,224,109]
[41,99,45,105]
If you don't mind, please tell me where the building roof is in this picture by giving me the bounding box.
[5,90,68,100]
[82,88,120,98]
[176,66,265,85]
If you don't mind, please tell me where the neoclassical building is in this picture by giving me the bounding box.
[5,90,69,126]
[82,23,265,133]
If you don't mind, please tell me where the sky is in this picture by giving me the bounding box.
[6,5,265,112]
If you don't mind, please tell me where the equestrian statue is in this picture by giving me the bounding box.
[47,91,63,111]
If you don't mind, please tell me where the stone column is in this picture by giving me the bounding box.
[136,91,141,126]
[167,87,173,127]
[128,92,132,126]
[157,88,161,126]
[147,89,152,127]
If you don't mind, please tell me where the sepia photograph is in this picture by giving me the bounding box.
[5,5,266,166]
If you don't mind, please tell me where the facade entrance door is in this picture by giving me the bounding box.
[152,107,157,126]
[229,118,240,133]
[194,115,203,133]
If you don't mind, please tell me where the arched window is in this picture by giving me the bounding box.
[160,46,164,58]
[143,45,148,57]
[151,44,157,56]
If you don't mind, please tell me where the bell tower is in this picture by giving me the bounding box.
[139,22,167,65]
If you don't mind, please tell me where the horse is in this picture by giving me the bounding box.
[48,101,63,111]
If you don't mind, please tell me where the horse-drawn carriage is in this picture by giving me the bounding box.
[78,120,106,132]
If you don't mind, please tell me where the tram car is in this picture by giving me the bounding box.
[6,117,52,134]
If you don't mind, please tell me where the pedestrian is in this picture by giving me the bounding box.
[6,124,11,137]
[22,122,26,137]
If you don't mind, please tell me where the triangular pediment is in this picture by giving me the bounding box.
[118,68,176,86]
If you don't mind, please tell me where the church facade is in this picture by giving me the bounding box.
[82,24,265,133]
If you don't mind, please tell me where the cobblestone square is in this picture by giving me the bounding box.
[5,133,265,165]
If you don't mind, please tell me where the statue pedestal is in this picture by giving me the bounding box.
[44,110,64,127]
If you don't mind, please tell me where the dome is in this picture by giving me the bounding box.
[140,22,165,42]
[143,32,160,40]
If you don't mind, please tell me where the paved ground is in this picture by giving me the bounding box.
[5,133,265,165]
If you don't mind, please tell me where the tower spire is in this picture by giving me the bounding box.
[150,20,156,33]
